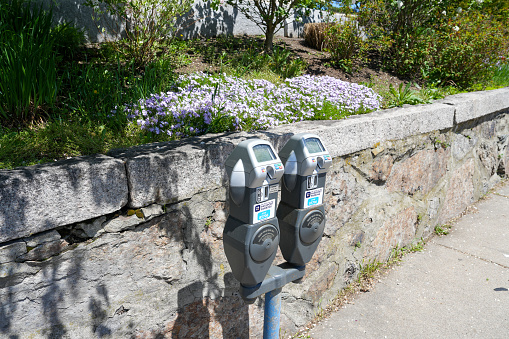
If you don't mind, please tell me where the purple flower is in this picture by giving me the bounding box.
[120,72,381,138]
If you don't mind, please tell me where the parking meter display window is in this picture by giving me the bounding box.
[304,137,325,154]
[253,144,276,163]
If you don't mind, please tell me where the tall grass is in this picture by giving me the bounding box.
[0,0,58,122]
[491,62,509,88]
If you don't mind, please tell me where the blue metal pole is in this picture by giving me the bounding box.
[263,287,282,339]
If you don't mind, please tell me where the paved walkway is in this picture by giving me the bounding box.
[309,180,509,339]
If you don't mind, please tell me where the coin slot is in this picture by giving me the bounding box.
[307,174,318,189]
[266,165,275,179]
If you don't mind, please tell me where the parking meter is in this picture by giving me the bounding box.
[277,133,332,266]
[223,139,285,287]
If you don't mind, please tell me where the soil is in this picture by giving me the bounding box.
[176,36,410,89]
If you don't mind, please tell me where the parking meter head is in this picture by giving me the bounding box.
[278,133,332,199]
[225,139,284,225]
[223,138,284,286]
[277,133,331,266]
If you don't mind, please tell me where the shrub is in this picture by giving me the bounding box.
[426,11,508,88]
[324,19,368,72]
[85,0,194,67]
[303,22,332,50]
[51,22,85,62]
[355,0,509,87]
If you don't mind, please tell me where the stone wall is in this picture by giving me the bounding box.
[1,88,509,338]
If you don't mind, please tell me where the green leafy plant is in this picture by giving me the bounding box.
[358,259,383,282]
[271,46,307,78]
[356,0,509,87]
[427,11,508,88]
[433,137,450,149]
[387,83,425,107]
[0,0,58,122]
[434,224,451,236]
[85,0,193,66]
[51,22,85,62]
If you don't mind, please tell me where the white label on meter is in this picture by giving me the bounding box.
[253,199,275,224]
[304,187,323,207]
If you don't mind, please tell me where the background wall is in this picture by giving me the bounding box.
[1,88,509,337]
[35,0,344,42]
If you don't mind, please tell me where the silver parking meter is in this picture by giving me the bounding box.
[223,139,285,287]
[277,133,332,266]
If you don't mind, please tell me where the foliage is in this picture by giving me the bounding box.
[51,22,85,63]
[387,83,426,107]
[434,224,451,236]
[324,19,368,72]
[426,11,508,87]
[0,0,58,122]
[217,0,334,52]
[85,0,193,66]
[355,0,509,87]
[489,60,509,88]
[0,116,173,169]
[58,56,177,125]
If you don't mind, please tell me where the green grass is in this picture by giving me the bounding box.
[434,224,452,236]
[488,62,509,88]
[0,119,168,169]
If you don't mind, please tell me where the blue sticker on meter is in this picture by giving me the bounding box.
[307,197,319,206]
[252,199,275,224]
[257,211,270,220]
[304,188,323,207]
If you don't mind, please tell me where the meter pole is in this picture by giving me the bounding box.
[263,287,282,339]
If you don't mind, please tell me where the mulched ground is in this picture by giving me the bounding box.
[176,35,410,89]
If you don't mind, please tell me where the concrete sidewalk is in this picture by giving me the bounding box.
[309,180,509,339]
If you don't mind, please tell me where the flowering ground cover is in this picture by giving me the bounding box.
[122,72,381,138]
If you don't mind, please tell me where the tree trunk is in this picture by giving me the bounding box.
[264,24,276,53]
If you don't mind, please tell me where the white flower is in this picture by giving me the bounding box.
[397,1,403,9]
[453,26,459,32]
[442,10,446,15]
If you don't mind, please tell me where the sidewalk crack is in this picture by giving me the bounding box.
[435,243,509,269]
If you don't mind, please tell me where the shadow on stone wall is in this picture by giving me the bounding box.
[0,155,127,242]
[0,156,127,337]
[35,0,125,43]
[178,3,238,39]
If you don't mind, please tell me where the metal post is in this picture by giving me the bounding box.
[263,287,282,339]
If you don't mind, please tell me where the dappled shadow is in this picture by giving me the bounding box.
[0,233,87,338]
[178,2,238,39]
[35,0,124,43]
[0,155,128,243]
[0,153,127,337]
